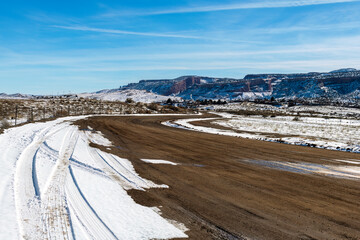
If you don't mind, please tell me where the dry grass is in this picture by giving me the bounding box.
[0,98,191,129]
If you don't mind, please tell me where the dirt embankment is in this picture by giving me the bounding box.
[75,115,360,240]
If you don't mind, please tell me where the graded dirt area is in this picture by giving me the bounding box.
[75,115,360,240]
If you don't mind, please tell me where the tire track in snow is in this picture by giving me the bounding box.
[92,148,140,190]
[14,122,147,240]
[86,144,165,190]
[81,127,163,190]
[65,166,118,240]
[14,124,67,239]
[41,127,78,240]
[41,140,108,179]
[12,117,188,240]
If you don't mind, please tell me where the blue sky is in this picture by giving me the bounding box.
[1,0,360,94]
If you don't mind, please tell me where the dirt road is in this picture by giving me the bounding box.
[76,115,360,239]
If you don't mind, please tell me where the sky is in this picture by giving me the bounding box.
[1,0,360,94]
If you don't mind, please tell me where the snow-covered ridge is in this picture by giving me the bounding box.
[0,116,187,239]
[0,93,32,99]
[79,89,181,103]
[0,89,181,103]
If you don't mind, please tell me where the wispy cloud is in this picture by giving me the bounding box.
[3,34,360,67]
[26,12,80,25]
[256,22,360,34]
[52,25,260,43]
[53,25,204,39]
[2,40,360,74]
[102,0,360,17]
[4,45,360,67]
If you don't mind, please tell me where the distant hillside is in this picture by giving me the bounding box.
[78,89,181,103]
[2,68,360,104]
[121,69,360,102]
[0,93,33,99]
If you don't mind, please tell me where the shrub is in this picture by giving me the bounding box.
[1,119,10,129]
[125,98,134,104]
[167,105,179,112]
[147,103,158,111]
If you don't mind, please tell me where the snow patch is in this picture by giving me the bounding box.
[84,130,113,147]
[141,159,178,165]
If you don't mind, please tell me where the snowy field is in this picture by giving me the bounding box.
[0,116,187,239]
[209,102,360,119]
[214,113,360,152]
[164,111,360,153]
[197,103,360,152]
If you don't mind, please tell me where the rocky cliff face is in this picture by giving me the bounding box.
[169,76,202,95]
[121,69,360,102]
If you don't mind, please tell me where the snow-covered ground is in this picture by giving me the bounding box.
[0,116,187,239]
[79,89,182,103]
[163,117,262,140]
[208,102,282,112]
[209,102,360,119]
[164,112,360,153]
[233,91,271,101]
[214,114,360,152]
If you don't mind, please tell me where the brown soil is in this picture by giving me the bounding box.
[75,115,360,240]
